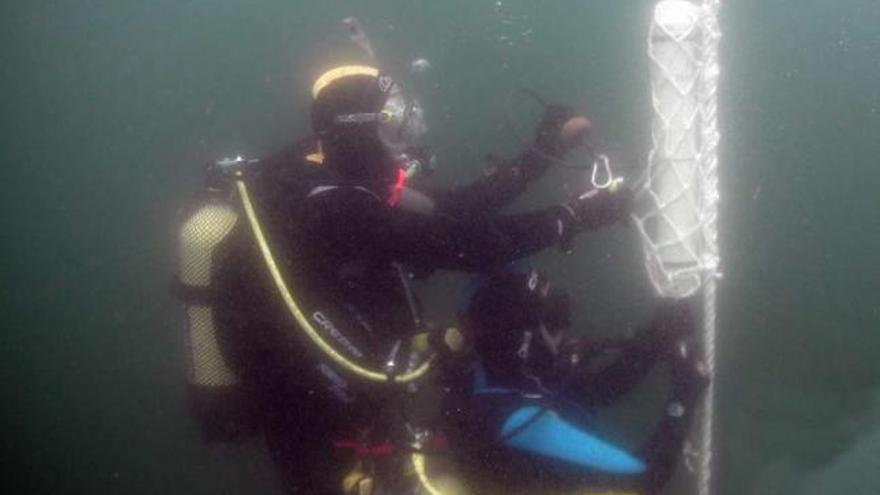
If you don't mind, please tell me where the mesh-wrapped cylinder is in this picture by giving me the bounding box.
[640,0,704,298]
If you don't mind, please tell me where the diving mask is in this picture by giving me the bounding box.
[333,76,428,155]
[377,83,428,154]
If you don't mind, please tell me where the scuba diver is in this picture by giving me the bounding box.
[176,60,631,493]
[437,270,709,495]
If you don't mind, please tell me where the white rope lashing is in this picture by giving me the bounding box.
[635,1,722,495]
[697,3,721,495]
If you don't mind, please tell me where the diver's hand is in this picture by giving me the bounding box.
[564,186,633,231]
[535,104,593,157]
[560,116,592,150]
[557,186,631,251]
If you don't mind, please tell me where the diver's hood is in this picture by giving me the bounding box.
[310,66,429,182]
[464,270,572,381]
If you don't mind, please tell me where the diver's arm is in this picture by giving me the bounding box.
[561,302,708,494]
[302,187,579,274]
[433,106,591,218]
[636,351,707,494]
[430,148,555,219]
[558,330,664,407]
[560,301,701,408]
[410,181,631,270]
[387,204,575,272]
[557,302,685,407]
[310,188,574,272]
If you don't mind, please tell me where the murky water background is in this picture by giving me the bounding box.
[2,1,878,493]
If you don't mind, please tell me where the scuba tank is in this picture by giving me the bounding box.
[175,144,446,445]
[176,157,259,442]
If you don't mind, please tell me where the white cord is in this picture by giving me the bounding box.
[697,2,722,495]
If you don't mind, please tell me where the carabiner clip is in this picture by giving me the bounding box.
[590,153,624,192]
[591,154,613,189]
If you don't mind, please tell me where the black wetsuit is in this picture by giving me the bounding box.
[212,138,581,493]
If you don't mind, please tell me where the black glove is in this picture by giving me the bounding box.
[564,186,633,231]
[534,104,578,157]
[652,299,709,402]
[509,104,588,184]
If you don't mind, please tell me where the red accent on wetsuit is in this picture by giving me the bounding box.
[332,440,397,458]
[332,434,449,458]
[387,167,406,207]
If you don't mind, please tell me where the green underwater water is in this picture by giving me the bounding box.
[1,1,879,493]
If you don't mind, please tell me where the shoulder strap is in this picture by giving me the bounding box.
[306,184,383,202]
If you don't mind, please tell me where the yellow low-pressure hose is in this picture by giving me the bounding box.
[235,175,433,383]
[412,451,446,495]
